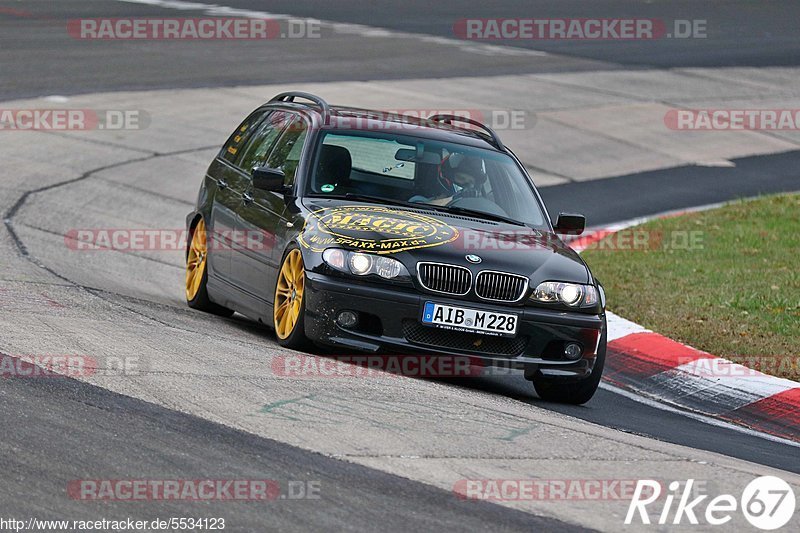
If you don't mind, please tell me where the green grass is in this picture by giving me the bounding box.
[582,193,800,380]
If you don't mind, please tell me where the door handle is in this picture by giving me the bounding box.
[218,179,229,189]
[242,192,254,204]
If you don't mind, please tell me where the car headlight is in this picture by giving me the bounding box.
[322,249,410,280]
[531,281,598,307]
[350,253,372,275]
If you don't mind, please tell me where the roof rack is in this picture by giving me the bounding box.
[269,91,330,124]
[427,114,505,150]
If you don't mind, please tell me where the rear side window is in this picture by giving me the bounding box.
[236,111,292,172]
[220,111,267,164]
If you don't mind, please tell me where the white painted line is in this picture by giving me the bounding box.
[115,0,548,57]
[582,200,731,239]
[695,159,736,167]
[599,381,800,449]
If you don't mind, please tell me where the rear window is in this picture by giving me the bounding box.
[323,133,416,179]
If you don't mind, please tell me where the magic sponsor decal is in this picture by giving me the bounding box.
[298,205,458,254]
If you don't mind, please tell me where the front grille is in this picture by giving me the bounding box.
[417,262,471,296]
[475,271,529,302]
[403,320,528,356]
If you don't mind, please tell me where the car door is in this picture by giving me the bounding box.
[207,110,269,281]
[222,110,293,298]
[234,114,310,305]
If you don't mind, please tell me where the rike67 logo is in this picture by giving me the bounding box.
[626,477,796,530]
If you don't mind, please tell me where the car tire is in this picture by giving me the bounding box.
[185,218,234,317]
[273,245,310,350]
[532,323,607,405]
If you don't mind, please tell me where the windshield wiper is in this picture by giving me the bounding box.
[424,204,526,226]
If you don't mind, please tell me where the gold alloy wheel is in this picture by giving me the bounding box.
[274,249,305,339]
[185,218,208,301]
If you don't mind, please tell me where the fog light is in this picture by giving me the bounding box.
[337,311,358,328]
[564,343,582,360]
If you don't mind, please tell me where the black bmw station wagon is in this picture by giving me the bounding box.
[186,92,607,404]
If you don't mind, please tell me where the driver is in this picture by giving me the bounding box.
[410,153,487,206]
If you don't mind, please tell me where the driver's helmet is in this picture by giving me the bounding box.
[440,153,487,198]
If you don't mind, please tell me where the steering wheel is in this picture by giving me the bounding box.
[445,195,461,207]
[444,184,479,206]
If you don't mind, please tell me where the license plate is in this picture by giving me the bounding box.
[421,302,518,337]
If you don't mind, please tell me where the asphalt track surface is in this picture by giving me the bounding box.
[216,0,800,67]
[539,150,800,226]
[3,0,800,99]
[1,0,800,530]
[0,364,581,532]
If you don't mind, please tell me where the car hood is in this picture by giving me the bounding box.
[299,199,590,285]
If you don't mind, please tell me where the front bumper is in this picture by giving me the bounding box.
[304,272,605,380]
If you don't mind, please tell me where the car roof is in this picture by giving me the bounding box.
[322,106,503,150]
[260,94,506,152]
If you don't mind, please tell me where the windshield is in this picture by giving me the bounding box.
[306,130,548,228]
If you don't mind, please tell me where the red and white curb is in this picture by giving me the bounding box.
[571,204,800,444]
[604,312,800,443]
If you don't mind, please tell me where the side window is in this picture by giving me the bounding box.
[266,116,309,186]
[220,111,267,164]
[236,111,292,172]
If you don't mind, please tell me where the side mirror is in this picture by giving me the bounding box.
[252,167,286,191]
[553,213,586,235]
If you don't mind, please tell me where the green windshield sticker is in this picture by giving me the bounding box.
[321,184,335,193]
